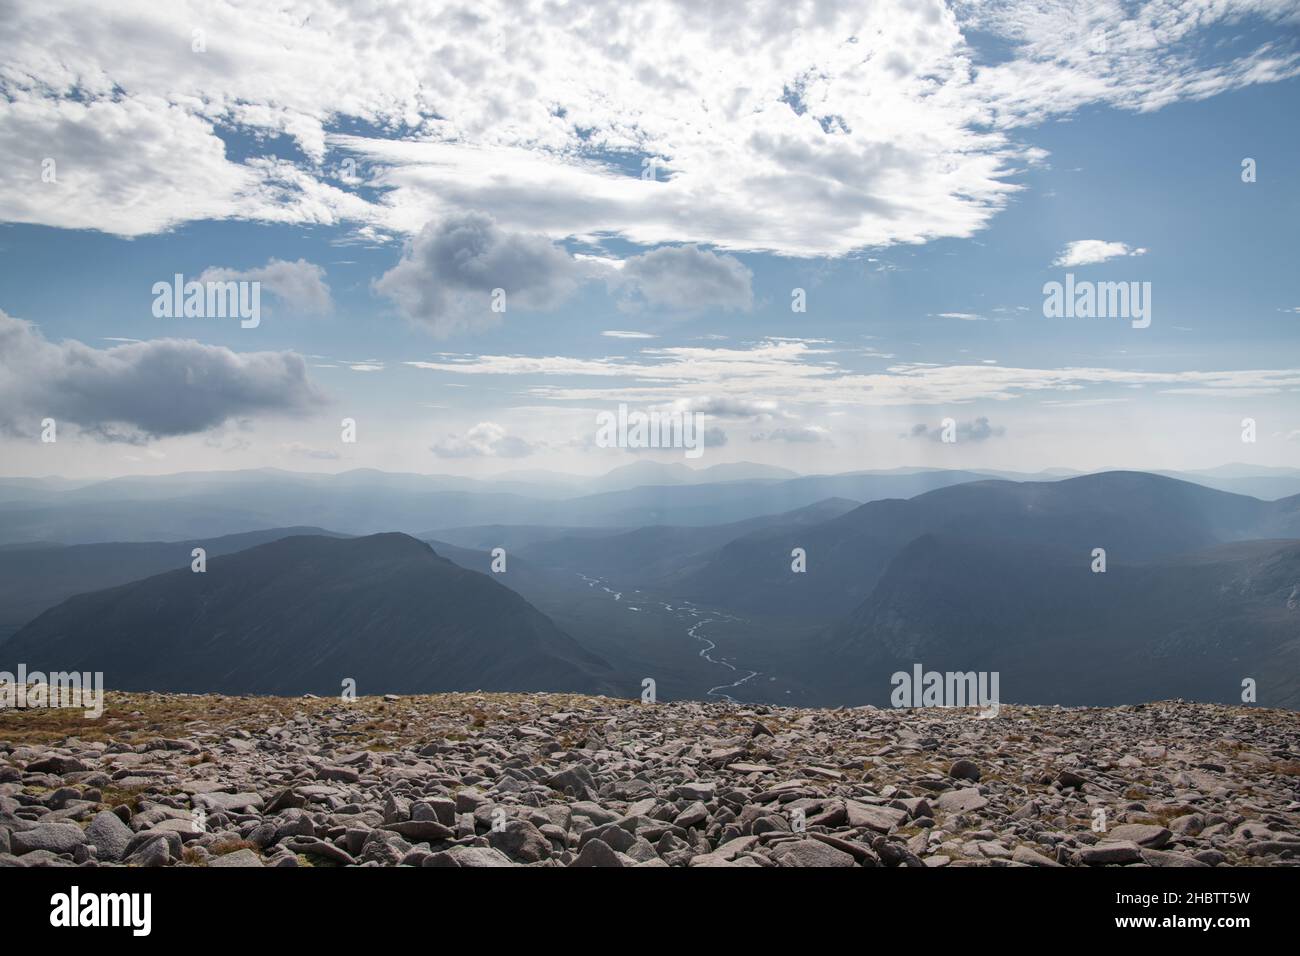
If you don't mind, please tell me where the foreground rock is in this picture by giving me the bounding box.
[1,693,1297,867]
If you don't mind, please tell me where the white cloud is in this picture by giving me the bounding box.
[431,421,536,458]
[406,338,1300,409]
[200,258,333,314]
[611,245,753,312]
[601,330,657,339]
[673,396,782,420]
[375,213,587,335]
[1052,240,1148,268]
[1,2,1294,253]
[0,93,372,237]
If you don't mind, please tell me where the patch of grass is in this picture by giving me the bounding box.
[97,786,147,812]
[1146,805,1198,826]
[208,836,259,856]
[180,846,207,866]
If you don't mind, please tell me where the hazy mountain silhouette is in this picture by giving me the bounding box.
[2,470,1297,708]
[681,472,1300,620]
[516,498,861,587]
[815,534,1300,708]
[1,533,615,696]
[0,526,345,640]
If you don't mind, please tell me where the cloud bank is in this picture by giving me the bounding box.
[0,310,324,442]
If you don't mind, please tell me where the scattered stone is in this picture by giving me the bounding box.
[487,820,551,863]
[1078,841,1143,866]
[770,838,856,867]
[936,789,988,814]
[85,810,133,862]
[0,691,1292,869]
[209,848,264,867]
[571,838,624,867]
[1108,824,1171,849]
[12,823,86,856]
[1012,846,1062,867]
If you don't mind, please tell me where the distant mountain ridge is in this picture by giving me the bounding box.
[0,526,345,641]
[4,464,1300,546]
[679,472,1300,619]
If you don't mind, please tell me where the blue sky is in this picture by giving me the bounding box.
[0,1,1297,478]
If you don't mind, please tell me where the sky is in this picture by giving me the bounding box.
[1,0,1298,480]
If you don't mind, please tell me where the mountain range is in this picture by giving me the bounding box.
[0,466,1296,707]
[5,462,1300,546]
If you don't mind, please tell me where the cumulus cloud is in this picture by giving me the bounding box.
[611,245,753,312]
[200,258,333,315]
[703,427,729,448]
[375,213,587,335]
[907,417,1006,442]
[0,94,372,238]
[431,421,535,458]
[1052,240,1148,268]
[376,216,755,333]
[0,310,325,442]
[674,396,781,420]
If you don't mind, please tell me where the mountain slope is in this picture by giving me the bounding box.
[516,497,862,588]
[0,526,346,641]
[813,535,1300,708]
[0,534,616,696]
[681,472,1300,620]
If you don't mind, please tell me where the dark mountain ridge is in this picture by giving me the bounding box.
[1,533,616,697]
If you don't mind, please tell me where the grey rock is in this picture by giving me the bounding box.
[126,836,171,867]
[25,755,88,775]
[1108,824,1171,848]
[193,792,263,813]
[1012,846,1062,867]
[488,819,551,862]
[570,838,625,867]
[935,789,988,814]
[282,837,357,866]
[770,838,857,867]
[675,782,717,802]
[382,820,454,842]
[425,846,515,867]
[12,822,85,856]
[209,848,264,867]
[86,810,133,861]
[1078,841,1143,865]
